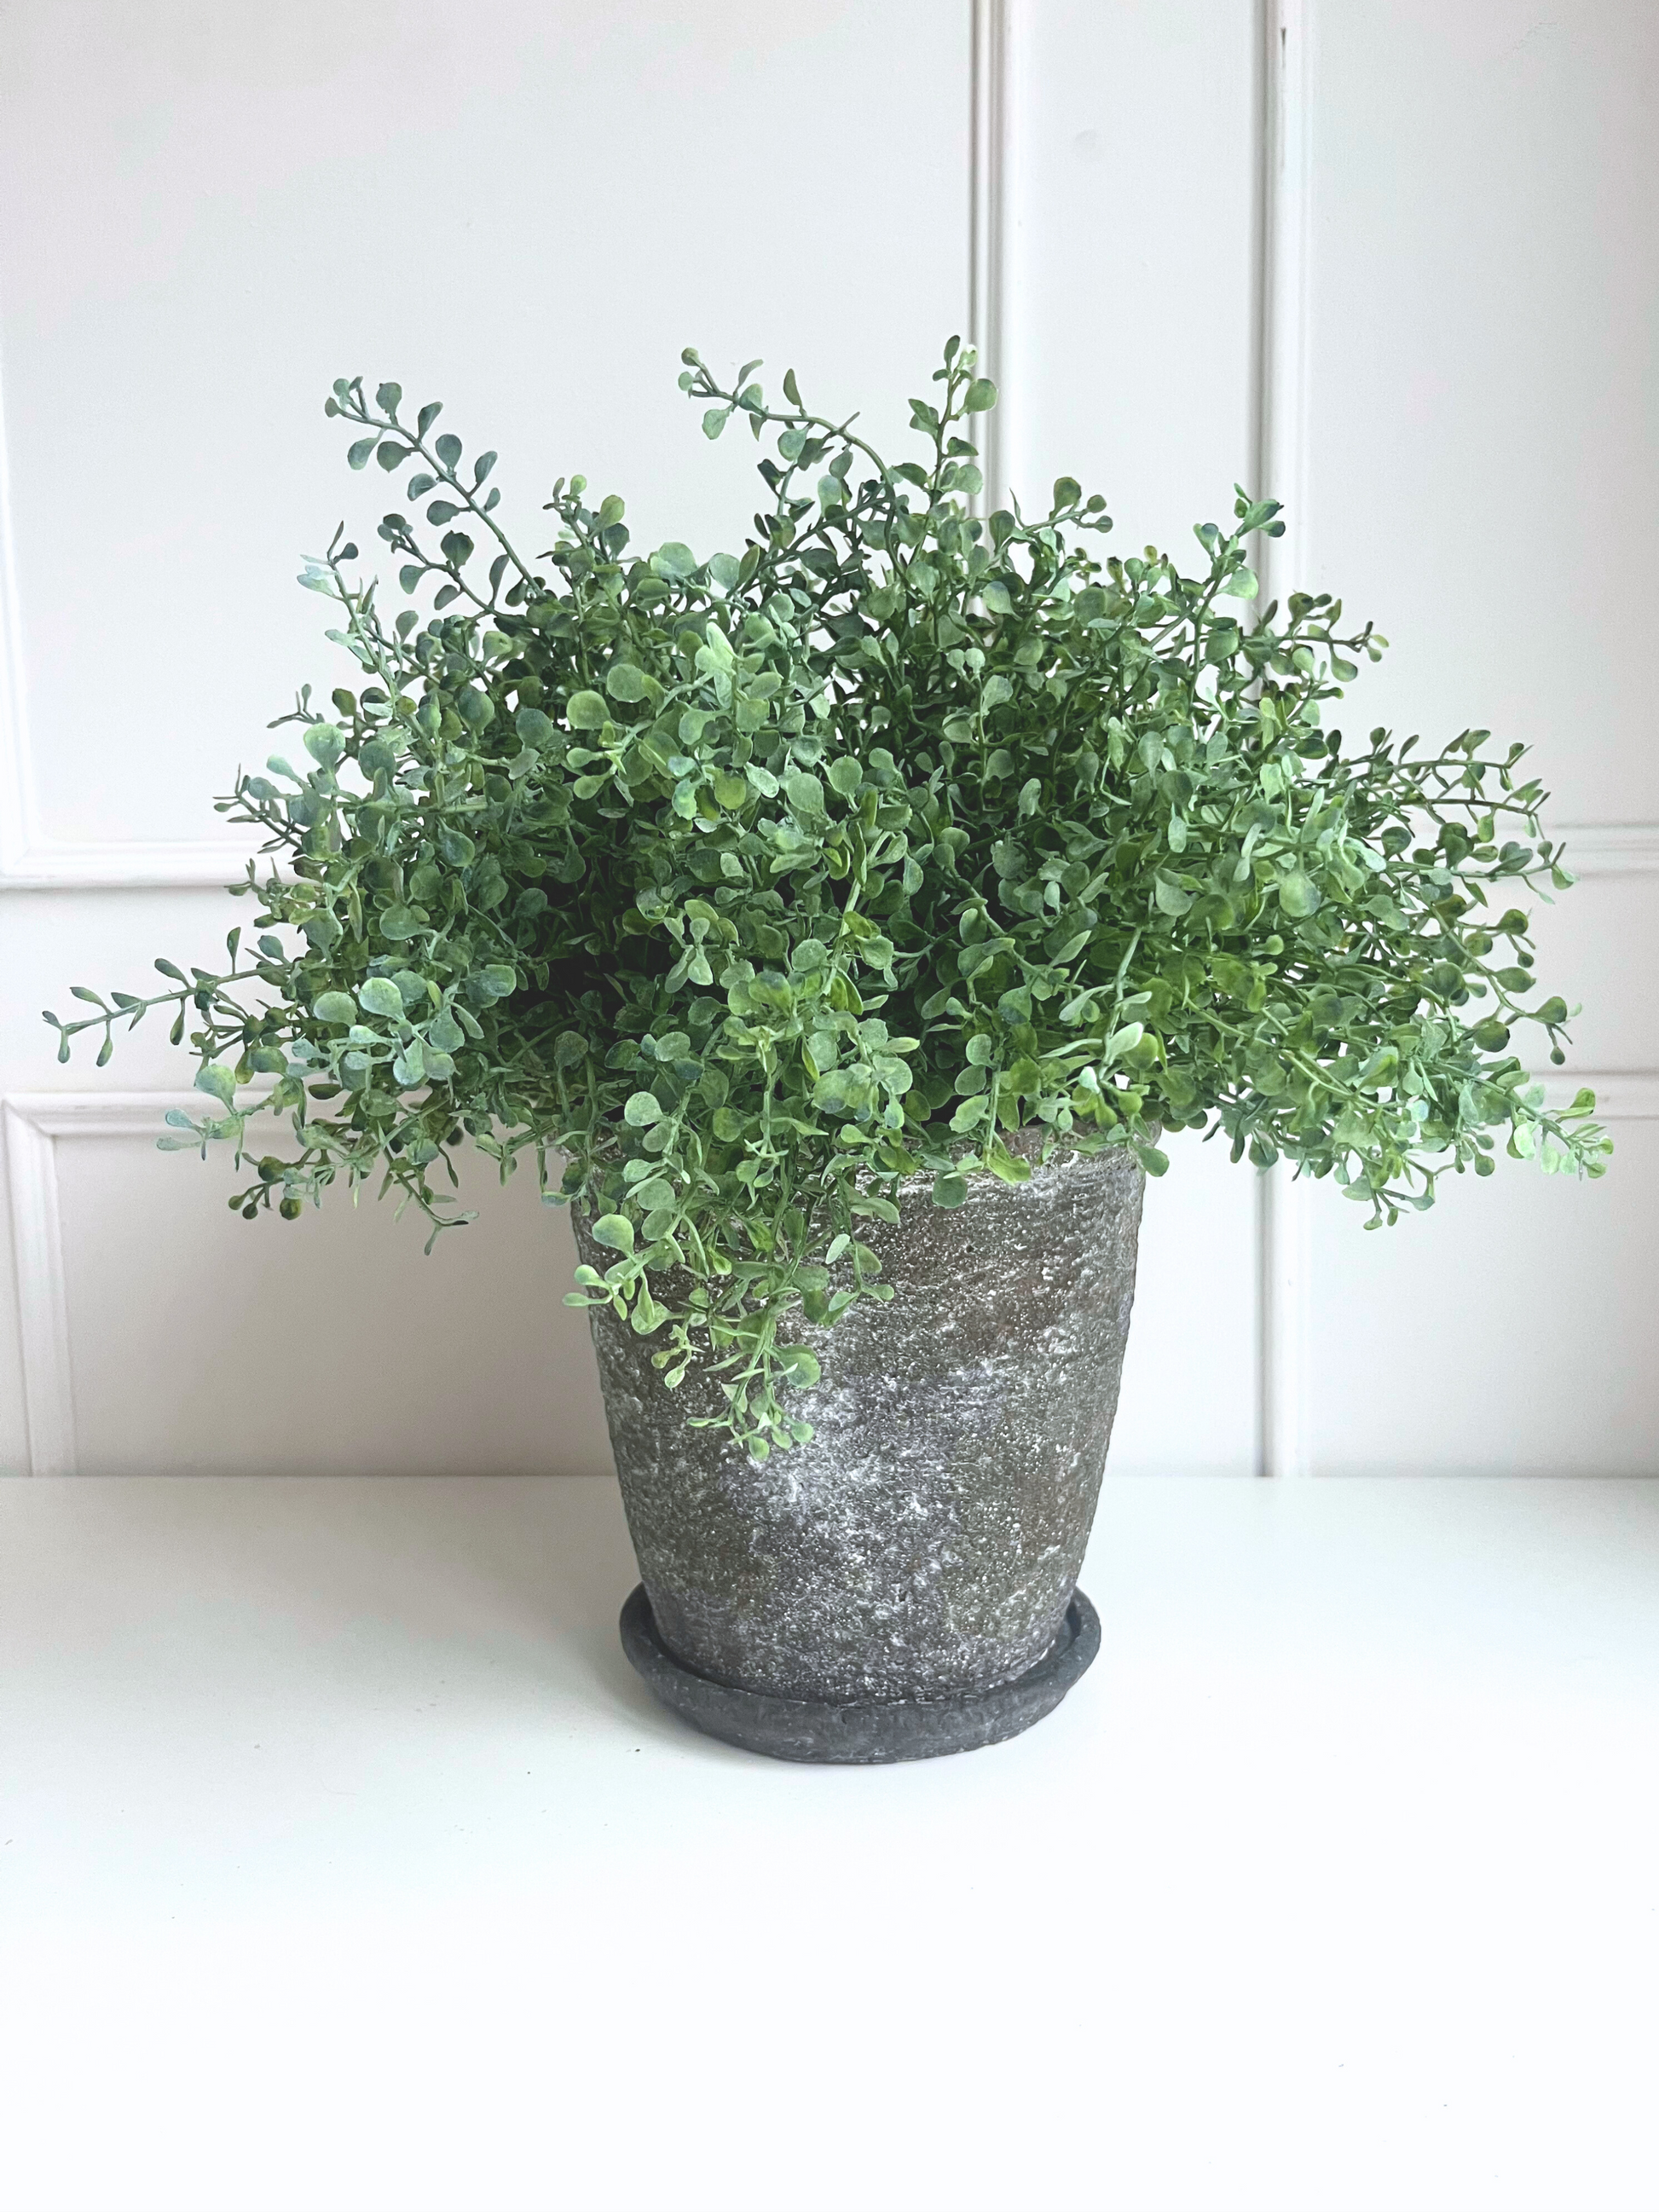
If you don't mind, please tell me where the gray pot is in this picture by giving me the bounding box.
[577,1142,1144,1760]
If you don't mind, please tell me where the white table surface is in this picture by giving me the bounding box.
[3,1473,1656,2212]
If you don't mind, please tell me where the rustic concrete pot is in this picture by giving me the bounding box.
[576,1141,1144,1763]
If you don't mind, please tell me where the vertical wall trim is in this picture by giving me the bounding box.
[1256,0,1313,592]
[968,0,1009,515]
[1254,0,1315,1476]
[3,1101,76,1478]
[1257,1164,1311,1479]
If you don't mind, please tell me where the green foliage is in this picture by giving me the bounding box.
[48,342,1610,1453]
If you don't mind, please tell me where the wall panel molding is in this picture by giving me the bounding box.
[0,347,263,889]
[1249,0,1656,1473]
[0,837,261,893]
[4,1091,245,1476]
[1263,1071,1656,1491]
[1552,825,1659,879]
[968,0,1009,516]
[1255,0,1315,1474]
[1535,1071,1659,1120]
[3,1097,74,1476]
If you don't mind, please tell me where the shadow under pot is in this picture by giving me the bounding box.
[575,1141,1144,1764]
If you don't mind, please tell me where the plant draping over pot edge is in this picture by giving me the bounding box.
[49,343,1610,1458]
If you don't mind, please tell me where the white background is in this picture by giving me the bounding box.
[2,0,1654,1477]
[2,16,1657,2212]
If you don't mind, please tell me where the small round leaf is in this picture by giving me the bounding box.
[357,977,404,1019]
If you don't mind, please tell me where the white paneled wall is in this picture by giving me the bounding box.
[0,0,973,879]
[0,0,977,1475]
[2,2,1652,1476]
[999,0,1263,1476]
[50,1118,613,1480]
[1305,1123,1659,1476]
[1284,0,1659,1473]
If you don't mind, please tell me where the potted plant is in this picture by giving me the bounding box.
[49,342,1610,1762]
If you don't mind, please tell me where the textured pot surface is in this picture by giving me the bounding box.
[578,1144,1144,1705]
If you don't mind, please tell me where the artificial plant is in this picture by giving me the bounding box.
[49,343,1610,1453]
